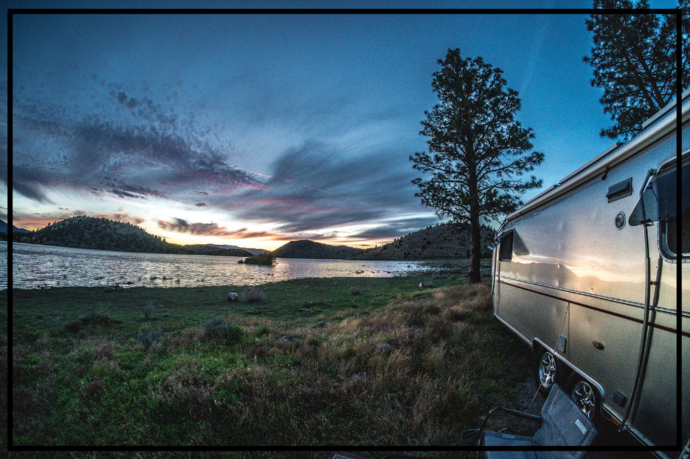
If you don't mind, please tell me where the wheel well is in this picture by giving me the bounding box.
[531,341,575,385]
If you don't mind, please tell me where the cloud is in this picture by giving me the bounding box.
[95,213,145,225]
[222,141,426,234]
[195,202,207,207]
[347,216,441,240]
[157,218,276,239]
[12,84,260,204]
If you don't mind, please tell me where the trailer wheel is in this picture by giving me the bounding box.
[535,350,558,395]
[566,374,601,423]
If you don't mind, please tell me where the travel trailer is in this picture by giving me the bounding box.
[491,90,689,458]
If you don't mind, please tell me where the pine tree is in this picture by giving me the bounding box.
[584,0,689,140]
[410,48,543,283]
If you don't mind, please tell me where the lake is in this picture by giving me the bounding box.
[9,242,438,290]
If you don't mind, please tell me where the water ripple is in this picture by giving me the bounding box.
[10,242,433,290]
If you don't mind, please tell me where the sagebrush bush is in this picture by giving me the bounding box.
[204,317,244,344]
[63,313,122,334]
[423,304,441,315]
[255,325,272,337]
[243,287,267,303]
[137,324,163,350]
[143,301,155,320]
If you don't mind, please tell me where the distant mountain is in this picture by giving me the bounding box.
[0,219,30,234]
[269,223,496,261]
[271,240,365,259]
[208,244,267,256]
[353,222,496,260]
[183,244,253,257]
[12,216,251,257]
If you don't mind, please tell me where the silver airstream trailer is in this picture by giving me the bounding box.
[491,90,689,458]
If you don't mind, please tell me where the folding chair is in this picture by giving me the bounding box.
[462,383,597,459]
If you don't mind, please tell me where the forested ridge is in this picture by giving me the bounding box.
[12,216,252,256]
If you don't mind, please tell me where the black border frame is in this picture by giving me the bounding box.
[6,5,684,457]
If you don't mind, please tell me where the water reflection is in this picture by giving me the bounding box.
[11,242,433,290]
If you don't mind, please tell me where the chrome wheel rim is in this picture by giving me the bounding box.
[538,353,556,389]
[571,381,596,419]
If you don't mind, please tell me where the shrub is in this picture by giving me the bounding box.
[143,301,155,320]
[350,287,362,295]
[137,324,163,350]
[241,253,275,265]
[62,313,122,334]
[423,304,441,315]
[204,317,244,345]
[243,287,267,303]
[255,325,272,337]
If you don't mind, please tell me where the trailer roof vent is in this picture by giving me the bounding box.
[606,178,633,203]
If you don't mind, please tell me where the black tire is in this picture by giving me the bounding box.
[566,372,601,424]
[534,349,559,396]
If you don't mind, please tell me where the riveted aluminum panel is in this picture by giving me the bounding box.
[492,98,689,454]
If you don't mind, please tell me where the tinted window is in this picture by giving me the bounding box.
[662,205,690,258]
[499,231,513,261]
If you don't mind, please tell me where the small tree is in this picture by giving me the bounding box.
[411,49,544,283]
[584,0,689,140]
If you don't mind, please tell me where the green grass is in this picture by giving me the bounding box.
[9,275,533,448]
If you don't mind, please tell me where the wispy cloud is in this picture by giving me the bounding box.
[221,141,426,234]
[157,218,276,239]
[12,81,261,204]
[95,213,145,225]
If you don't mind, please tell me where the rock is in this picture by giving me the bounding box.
[36,314,42,319]
[104,285,123,292]
[227,292,239,302]
[376,343,392,352]
[419,282,433,288]
[16,312,22,318]
[352,372,368,380]
[277,336,302,344]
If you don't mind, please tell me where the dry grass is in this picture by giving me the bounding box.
[11,280,532,447]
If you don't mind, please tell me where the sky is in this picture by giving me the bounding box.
[5,1,679,250]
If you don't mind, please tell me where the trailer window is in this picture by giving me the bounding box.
[499,232,513,261]
[661,206,690,258]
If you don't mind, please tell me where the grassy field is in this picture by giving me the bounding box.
[8,273,535,454]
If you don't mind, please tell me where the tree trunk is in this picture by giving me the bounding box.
[466,141,481,284]
[467,206,482,283]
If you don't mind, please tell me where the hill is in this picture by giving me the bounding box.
[0,219,31,233]
[183,244,253,257]
[208,244,267,256]
[353,222,496,260]
[271,240,364,259]
[12,216,252,256]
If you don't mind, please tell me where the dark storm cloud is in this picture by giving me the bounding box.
[12,87,260,202]
[347,216,441,240]
[12,164,55,203]
[157,218,278,239]
[224,141,423,233]
[195,203,207,207]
